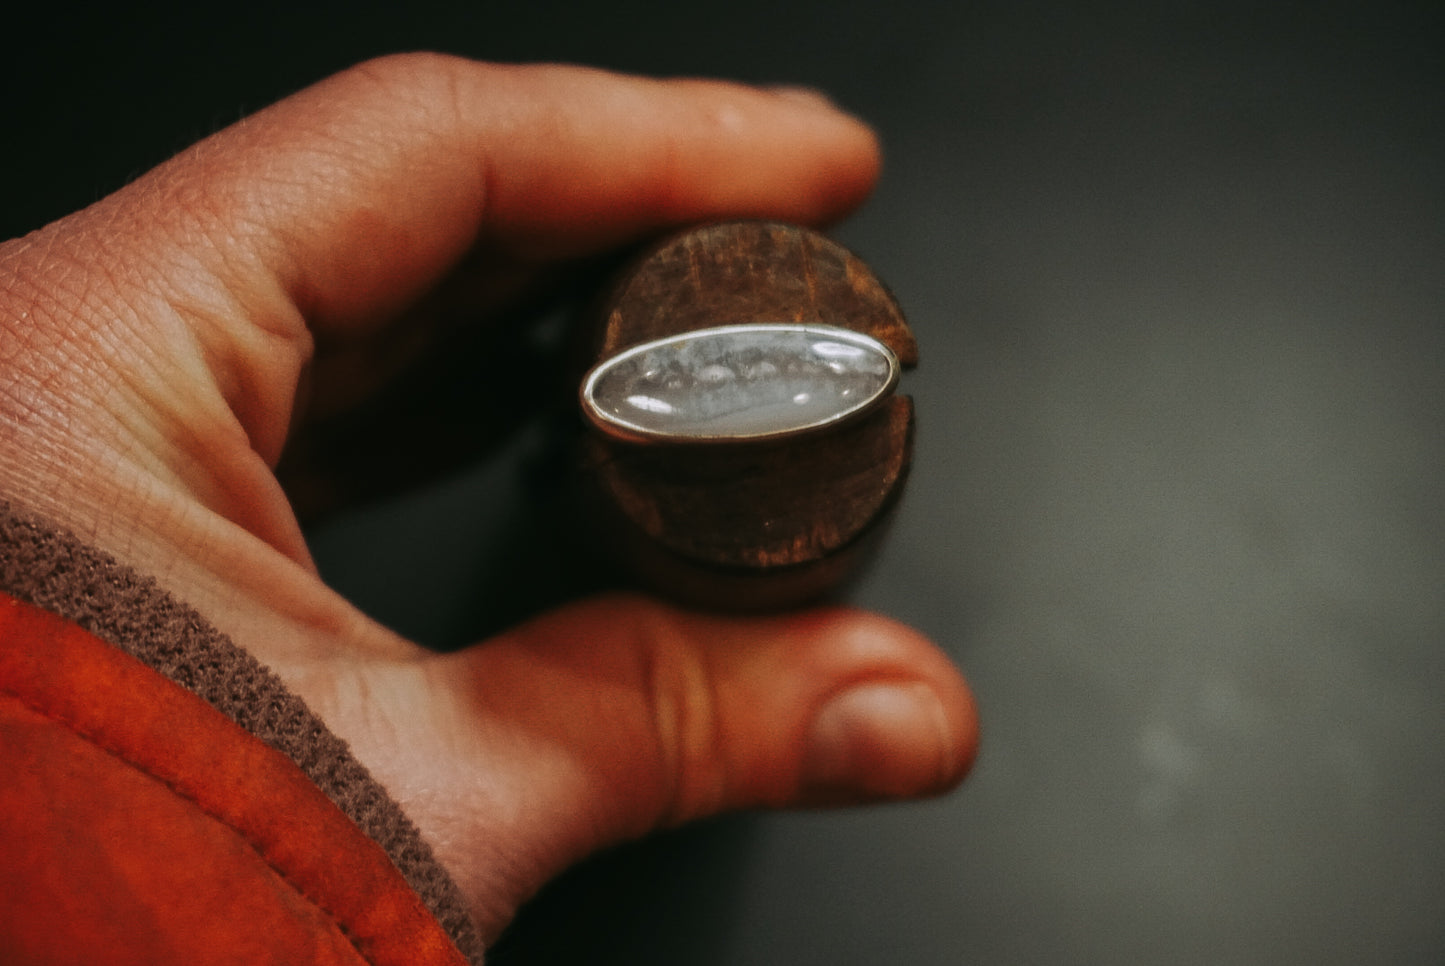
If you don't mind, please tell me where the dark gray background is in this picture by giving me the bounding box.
[9,2,1442,963]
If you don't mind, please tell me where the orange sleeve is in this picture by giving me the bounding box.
[0,591,470,966]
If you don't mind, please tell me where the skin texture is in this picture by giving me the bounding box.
[0,55,978,941]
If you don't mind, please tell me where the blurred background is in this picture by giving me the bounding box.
[8,1,1442,962]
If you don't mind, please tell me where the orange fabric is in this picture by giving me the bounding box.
[0,591,468,966]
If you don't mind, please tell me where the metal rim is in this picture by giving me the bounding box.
[579,322,901,445]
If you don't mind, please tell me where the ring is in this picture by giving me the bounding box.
[579,322,901,444]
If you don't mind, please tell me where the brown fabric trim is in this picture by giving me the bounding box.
[0,499,484,966]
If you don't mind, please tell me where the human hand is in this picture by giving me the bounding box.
[0,54,977,940]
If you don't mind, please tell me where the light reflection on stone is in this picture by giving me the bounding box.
[581,323,900,443]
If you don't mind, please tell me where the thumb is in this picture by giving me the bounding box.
[385,596,978,938]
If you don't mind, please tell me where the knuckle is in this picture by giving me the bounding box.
[343,51,470,92]
[633,605,727,826]
[338,52,481,130]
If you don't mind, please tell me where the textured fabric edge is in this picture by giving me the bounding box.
[0,498,485,965]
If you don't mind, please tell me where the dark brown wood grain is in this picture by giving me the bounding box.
[591,222,917,364]
[577,221,916,612]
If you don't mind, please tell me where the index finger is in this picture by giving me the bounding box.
[58,54,881,468]
[110,54,882,337]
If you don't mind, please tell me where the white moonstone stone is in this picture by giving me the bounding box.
[581,323,900,443]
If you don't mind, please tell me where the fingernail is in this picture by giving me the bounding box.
[767,84,841,112]
[802,681,958,802]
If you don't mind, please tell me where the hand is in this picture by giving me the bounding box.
[0,54,977,940]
